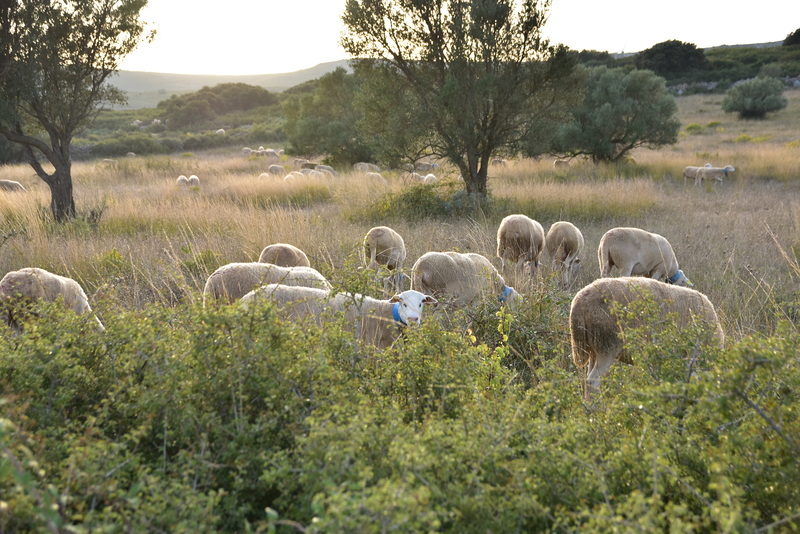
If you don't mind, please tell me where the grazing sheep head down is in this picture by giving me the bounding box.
[669,269,692,287]
[390,290,438,325]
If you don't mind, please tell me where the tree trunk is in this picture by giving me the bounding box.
[48,169,75,222]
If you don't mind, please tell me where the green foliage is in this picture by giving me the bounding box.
[722,77,788,119]
[636,40,709,79]
[157,83,278,130]
[283,68,373,165]
[783,28,800,46]
[553,66,680,162]
[354,183,492,223]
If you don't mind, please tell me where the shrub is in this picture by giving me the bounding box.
[722,77,788,119]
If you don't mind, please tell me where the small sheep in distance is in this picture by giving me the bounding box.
[570,277,724,401]
[203,262,331,307]
[598,227,692,287]
[0,267,104,332]
[241,284,437,350]
[496,214,545,279]
[187,175,200,187]
[695,165,735,186]
[682,163,712,182]
[545,221,584,288]
[363,226,407,293]
[553,159,570,168]
[0,180,26,192]
[176,175,189,187]
[411,251,521,309]
[258,243,311,268]
[269,164,285,176]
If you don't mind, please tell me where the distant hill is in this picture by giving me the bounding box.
[110,59,351,109]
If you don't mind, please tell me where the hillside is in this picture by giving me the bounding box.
[110,59,351,109]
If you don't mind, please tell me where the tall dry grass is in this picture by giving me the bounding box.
[1,91,799,340]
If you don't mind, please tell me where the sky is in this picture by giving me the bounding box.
[119,0,800,76]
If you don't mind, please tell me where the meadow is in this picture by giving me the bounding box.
[1,91,799,532]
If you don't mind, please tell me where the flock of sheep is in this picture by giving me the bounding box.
[0,211,724,402]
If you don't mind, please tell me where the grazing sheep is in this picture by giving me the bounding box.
[363,226,407,293]
[422,173,437,184]
[695,165,735,186]
[176,175,189,187]
[216,128,225,135]
[570,277,724,400]
[0,180,26,192]
[300,162,317,170]
[496,214,546,279]
[682,163,713,182]
[263,148,279,159]
[241,284,437,350]
[553,159,570,168]
[294,158,308,167]
[259,172,272,179]
[411,251,520,309]
[598,227,691,286]
[315,164,336,176]
[258,243,311,268]
[269,164,286,176]
[242,147,253,155]
[545,221,584,288]
[187,175,200,186]
[354,162,380,173]
[365,172,387,184]
[203,262,331,307]
[0,267,104,332]
[126,152,136,158]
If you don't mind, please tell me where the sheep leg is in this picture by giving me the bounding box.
[585,353,616,401]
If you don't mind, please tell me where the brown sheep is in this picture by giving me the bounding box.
[496,214,545,279]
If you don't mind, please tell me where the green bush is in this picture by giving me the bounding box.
[722,77,788,119]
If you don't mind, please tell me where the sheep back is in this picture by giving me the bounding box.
[203,262,330,306]
[598,227,680,281]
[496,214,545,272]
[411,251,509,307]
[363,226,406,271]
[258,243,311,268]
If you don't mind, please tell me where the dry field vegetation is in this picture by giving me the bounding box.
[1,91,800,342]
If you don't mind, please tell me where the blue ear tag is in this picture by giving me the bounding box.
[392,302,406,325]
[669,270,683,284]
[499,286,513,302]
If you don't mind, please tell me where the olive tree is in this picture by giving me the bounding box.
[552,66,680,163]
[722,77,787,120]
[341,0,581,197]
[0,0,152,222]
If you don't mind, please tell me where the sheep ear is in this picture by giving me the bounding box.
[390,295,402,303]
[423,295,438,306]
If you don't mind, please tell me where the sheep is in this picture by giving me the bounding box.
[415,162,438,173]
[187,175,200,187]
[354,162,380,173]
[315,164,336,176]
[241,284,437,350]
[598,227,691,286]
[202,262,331,307]
[363,226,407,293]
[258,243,311,268]
[695,165,735,186]
[545,221,584,288]
[0,180,26,192]
[263,148,279,159]
[365,172,387,184]
[411,251,521,309]
[682,163,712,182]
[216,128,225,135]
[294,158,309,167]
[126,152,136,157]
[496,214,545,279]
[569,277,724,401]
[176,175,189,187]
[300,162,317,170]
[242,147,253,155]
[553,159,570,168]
[0,267,104,332]
[259,172,272,179]
[269,164,286,176]
[422,173,437,184]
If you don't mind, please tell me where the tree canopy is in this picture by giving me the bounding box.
[340,0,582,197]
[721,76,788,119]
[552,66,680,162]
[635,40,709,79]
[784,27,800,46]
[0,0,152,221]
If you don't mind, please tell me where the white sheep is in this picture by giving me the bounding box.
[126,152,136,158]
[216,128,225,135]
[242,147,253,155]
[496,214,545,279]
[202,262,331,307]
[354,162,380,173]
[411,251,521,309]
[241,284,437,350]
[682,163,712,182]
[553,159,570,168]
[598,227,691,286]
[263,148,279,159]
[0,267,104,332]
[422,173,437,184]
[258,243,311,268]
[545,221,584,288]
[365,172,387,184]
[363,226,407,293]
[0,180,27,192]
[269,164,285,176]
[695,165,735,186]
[570,277,724,401]
[315,164,336,176]
[176,175,189,187]
[187,175,200,187]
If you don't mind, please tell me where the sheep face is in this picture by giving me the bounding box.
[668,269,693,287]
[390,290,437,325]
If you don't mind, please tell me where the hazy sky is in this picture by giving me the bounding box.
[119,0,800,75]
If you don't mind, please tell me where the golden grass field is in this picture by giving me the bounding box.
[1,90,799,342]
